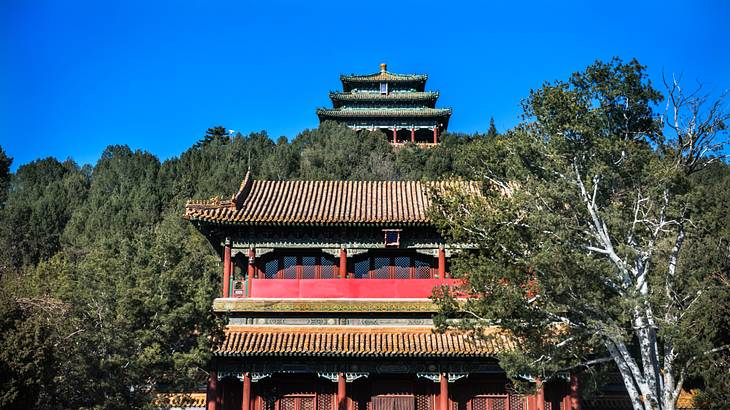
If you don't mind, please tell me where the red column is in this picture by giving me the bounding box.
[206,371,218,410]
[438,247,446,278]
[247,248,256,279]
[439,374,448,410]
[242,372,251,410]
[535,378,545,410]
[411,128,415,143]
[433,127,438,144]
[393,127,398,144]
[339,248,347,278]
[217,381,224,410]
[337,373,346,410]
[222,239,232,297]
[569,374,580,410]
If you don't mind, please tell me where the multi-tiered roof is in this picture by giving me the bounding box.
[317,64,452,144]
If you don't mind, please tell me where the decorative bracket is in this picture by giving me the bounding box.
[417,373,469,383]
[448,373,468,383]
[251,373,272,382]
[416,373,441,383]
[345,372,369,382]
[318,373,339,383]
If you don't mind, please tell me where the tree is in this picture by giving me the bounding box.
[430,58,729,410]
[487,117,498,139]
[0,146,11,207]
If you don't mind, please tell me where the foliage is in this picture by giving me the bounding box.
[429,58,729,410]
[0,123,473,409]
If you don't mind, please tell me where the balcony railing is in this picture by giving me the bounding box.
[229,278,459,299]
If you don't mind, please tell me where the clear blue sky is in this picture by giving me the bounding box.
[2,0,729,170]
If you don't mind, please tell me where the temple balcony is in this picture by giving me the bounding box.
[226,277,459,299]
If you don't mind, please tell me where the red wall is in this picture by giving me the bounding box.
[246,278,459,299]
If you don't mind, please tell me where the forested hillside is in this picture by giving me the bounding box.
[0,122,489,409]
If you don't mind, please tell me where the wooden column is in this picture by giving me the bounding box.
[535,378,545,410]
[339,248,347,278]
[206,370,218,410]
[247,248,256,279]
[433,126,438,144]
[438,246,446,278]
[393,127,398,144]
[569,373,580,410]
[241,372,251,410]
[439,373,448,410]
[411,128,415,143]
[337,373,346,410]
[222,239,232,297]
[217,380,224,410]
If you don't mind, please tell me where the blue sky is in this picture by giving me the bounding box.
[2,0,729,170]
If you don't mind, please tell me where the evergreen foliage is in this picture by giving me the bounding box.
[0,122,472,409]
[429,58,729,410]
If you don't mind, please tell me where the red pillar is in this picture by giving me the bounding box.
[247,248,256,279]
[339,248,347,278]
[433,126,438,144]
[535,378,545,410]
[242,372,251,410]
[337,373,346,410]
[569,374,580,410]
[222,239,232,297]
[439,374,448,410]
[206,371,218,410]
[438,246,446,278]
[393,127,398,144]
[411,128,415,143]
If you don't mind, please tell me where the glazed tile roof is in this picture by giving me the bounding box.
[329,91,439,101]
[216,326,514,358]
[341,71,427,83]
[185,173,478,226]
[317,108,452,119]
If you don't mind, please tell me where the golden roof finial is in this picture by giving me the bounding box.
[380,63,387,73]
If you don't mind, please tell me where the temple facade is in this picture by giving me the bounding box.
[317,64,452,145]
[184,173,580,410]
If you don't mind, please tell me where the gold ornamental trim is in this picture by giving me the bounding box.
[213,298,438,313]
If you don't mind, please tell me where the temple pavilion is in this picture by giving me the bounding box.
[317,64,452,145]
[183,173,581,410]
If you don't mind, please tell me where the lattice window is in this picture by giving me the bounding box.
[265,259,279,279]
[393,256,410,279]
[415,394,432,410]
[281,395,316,410]
[301,256,317,279]
[414,257,433,278]
[372,396,414,410]
[282,256,297,279]
[354,259,370,279]
[317,393,333,410]
[320,256,337,279]
[472,396,508,410]
[373,257,390,279]
[508,395,526,410]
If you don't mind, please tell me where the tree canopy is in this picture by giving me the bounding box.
[430,58,729,410]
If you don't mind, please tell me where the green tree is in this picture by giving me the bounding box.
[0,158,88,268]
[430,58,729,410]
[0,146,11,207]
[487,117,498,138]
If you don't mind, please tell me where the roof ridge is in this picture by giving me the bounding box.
[233,171,253,210]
